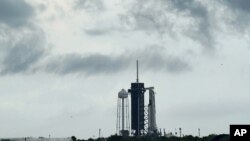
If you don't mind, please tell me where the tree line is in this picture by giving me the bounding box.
[71,134,229,141]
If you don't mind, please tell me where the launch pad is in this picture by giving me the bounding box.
[117,61,158,137]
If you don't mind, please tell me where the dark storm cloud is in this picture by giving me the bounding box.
[0,28,46,75]
[169,0,214,49]
[82,0,218,49]
[121,1,173,35]
[0,0,47,75]
[45,46,191,75]
[222,0,250,31]
[133,46,191,73]
[0,0,33,27]
[45,53,128,75]
[0,0,191,76]
[225,0,250,13]
[120,0,214,49]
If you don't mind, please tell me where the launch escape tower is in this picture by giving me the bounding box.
[117,60,158,136]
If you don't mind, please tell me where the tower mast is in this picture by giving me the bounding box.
[136,60,139,83]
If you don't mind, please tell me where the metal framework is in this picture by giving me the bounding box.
[126,61,158,136]
[116,89,130,136]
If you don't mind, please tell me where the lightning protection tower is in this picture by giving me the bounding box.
[116,89,130,136]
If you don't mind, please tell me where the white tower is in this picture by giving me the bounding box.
[116,89,130,136]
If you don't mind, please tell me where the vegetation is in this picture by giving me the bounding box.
[74,134,229,141]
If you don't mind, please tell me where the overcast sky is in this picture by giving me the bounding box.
[0,0,250,139]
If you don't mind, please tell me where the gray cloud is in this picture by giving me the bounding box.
[74,0,104,12]
[0,27,46,75]
[0,0,47,75]
[0,0,192,76]
[225,0,250,13]
[0,0,33,27]
[121,0,215,49]
[85,27,113,36]
[45,53,129,75]
[222,0,250,32]
[44,46,191,75]
[169,0,214,49]
[121,1,173,35]
[81,0,218,50]
[0,24,189,76]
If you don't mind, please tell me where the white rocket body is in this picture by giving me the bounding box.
[148,88,157,133]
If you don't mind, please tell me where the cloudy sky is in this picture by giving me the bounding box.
[0,0,250,139]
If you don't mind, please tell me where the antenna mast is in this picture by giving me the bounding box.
[136,60,139,83]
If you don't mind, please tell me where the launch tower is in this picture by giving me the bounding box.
[128,60,146,136]
[116,60,158,136]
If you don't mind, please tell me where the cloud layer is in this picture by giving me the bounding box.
[0,0,33,27]
[0,0,250,138]
[44,46,191,75]
[119,0,215,49]
[0,29,46,75]
[1,0,250,76]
